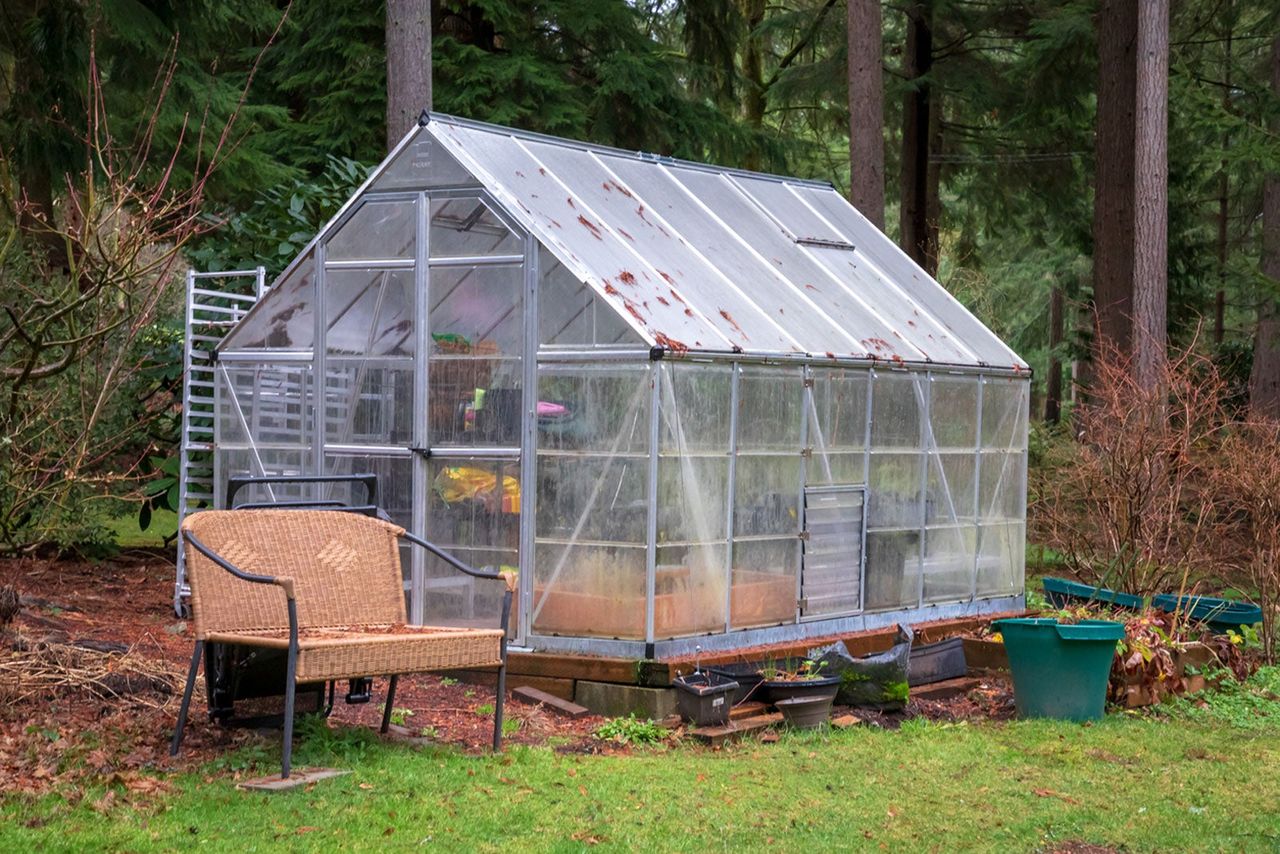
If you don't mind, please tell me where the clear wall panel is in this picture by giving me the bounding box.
[533,365,651,639]
[371,128,477,191]
[538,248,642,348]
[325,268,415,357]
[865,371,925,610]
[221,251,315,351]
[427,264,523,447]
[327,200,415,261]
[731,365,803,629]
[429,197,520,258]
[922,375,981,604]
[655,363,731,637]
[323,361,414,446]
[975,376,1030,598]
[423,457,520,627]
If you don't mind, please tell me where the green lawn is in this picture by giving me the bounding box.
[5,671,1280,853]
[105,507,178,549]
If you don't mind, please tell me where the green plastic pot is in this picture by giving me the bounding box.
[992,618,1125,722]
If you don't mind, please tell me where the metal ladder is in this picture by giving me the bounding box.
[174,267,266,616]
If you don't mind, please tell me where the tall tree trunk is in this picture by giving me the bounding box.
[847,0,885,228]
[386,0,432,151]
[1216,12,1233,347]
[1249,34,1280,419]
[899,2,932,270]
[1046,286,1064,424]
[924,91,943,276]
[1132,0,1168,390]
[1092,0,1138,363]
[740,0,767,171]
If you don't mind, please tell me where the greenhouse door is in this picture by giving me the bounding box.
[799,485,866,617]
[418,193,527,636]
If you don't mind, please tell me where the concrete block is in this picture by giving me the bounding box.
[574,680,676,719]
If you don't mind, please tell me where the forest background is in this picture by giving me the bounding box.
[0,0,1278,575]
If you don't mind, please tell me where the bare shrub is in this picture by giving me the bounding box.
[1214,419,1280,661]
[1030,342,1231,597]
[0,24,285,553]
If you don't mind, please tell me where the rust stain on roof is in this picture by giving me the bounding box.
[718,309,746,338]
[515,170,526,177]
[656,296,670,306]
[862,337,893,354]
[653,333,688,354]
[618,271,637,286]
[608,180,634,198]
[538,167,547,175]
[667,288,685,304]
[659,271,676,286]
[567,197,575,208]
[618,228,635,241]
[602,281,621,296]
[684,308,694,317]
[804,284,818,291]
[577,215,604,240]
[621,299,647,325]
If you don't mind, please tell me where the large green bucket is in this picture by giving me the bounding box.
[992,618,1125,722]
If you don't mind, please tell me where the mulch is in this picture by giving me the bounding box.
[0,551,1014,795]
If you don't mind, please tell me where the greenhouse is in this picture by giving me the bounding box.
[202,113,1030,658]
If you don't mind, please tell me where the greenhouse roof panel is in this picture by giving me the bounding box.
[426,115,1026,369]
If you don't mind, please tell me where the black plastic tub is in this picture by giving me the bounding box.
[908,637,968,687]
[763,676,841,705]
[707,663,767,705]
[776,695,834,729]
[673,672,739,727]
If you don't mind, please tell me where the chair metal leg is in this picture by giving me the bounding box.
[281,642,298,779]
[493,656,507,752]
[380,675,399,734]
[170,640,204,757]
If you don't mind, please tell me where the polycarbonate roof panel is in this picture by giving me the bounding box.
[425,116,1024,368]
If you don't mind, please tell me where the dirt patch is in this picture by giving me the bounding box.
[0,554,604,794]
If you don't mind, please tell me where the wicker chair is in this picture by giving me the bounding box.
[170,509,515,778]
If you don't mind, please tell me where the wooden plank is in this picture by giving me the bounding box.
[507,652,639,684]
[237,768,350,792]
[512,686,590,718]
[729,701,769,721]
[911,676,983,702]
[689,713,783,747]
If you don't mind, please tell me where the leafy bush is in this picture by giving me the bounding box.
[188,156,371,278]
[594,714,666,745]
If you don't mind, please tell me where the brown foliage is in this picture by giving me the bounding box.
[1031,342,1230,597]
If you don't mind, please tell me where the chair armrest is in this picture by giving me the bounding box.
[399,531,510,588]
[183,529,297,601]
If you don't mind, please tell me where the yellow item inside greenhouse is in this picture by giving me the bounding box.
[433,465,521,513]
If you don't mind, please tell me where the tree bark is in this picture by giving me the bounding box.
[1249,34,1280,419]
[1046,286,1064,424]
[899,2,932,270]
[1092,0,1138,363]
[740,0,767,171]
[847,0,885,229]
[386,0,432,152]
[1131,0,1168,390]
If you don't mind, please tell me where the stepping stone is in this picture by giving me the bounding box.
[237,768,350,792]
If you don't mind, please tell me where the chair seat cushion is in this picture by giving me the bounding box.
[206,625,505,683]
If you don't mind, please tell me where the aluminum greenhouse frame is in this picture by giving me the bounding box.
[195,113,1030,659]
